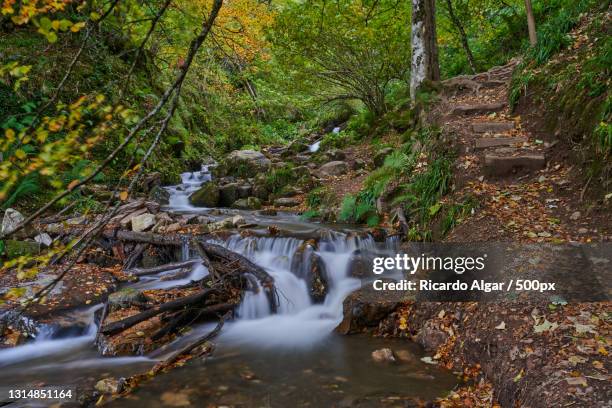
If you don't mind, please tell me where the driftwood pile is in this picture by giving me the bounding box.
[95,230,277,356]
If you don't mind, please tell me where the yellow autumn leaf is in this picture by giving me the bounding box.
[15,149,26,159]
[119,191,129,201]
[67,180,80,190]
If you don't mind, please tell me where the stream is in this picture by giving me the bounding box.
[0,167,456,407]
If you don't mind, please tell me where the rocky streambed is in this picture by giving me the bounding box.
[0,154,457,406]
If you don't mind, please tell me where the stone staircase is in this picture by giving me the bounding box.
[457,102,546,177]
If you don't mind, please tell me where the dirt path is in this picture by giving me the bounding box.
[436,61,610,244]
[395,62,611,407]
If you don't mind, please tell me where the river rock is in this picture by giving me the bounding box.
[274,197,301,207]
[0,310,38,346]
[415,321,448,352]
[232,215,246,226]
[149,185,170,205]
[222,150,272,178]
[108,288,147,312]
[318,161,348,177]
[232,197,262,210]
[219,183,238,207]
[1,208,24,235]
[372,348,396,363]
[131,213,156,232]
[189,182,220,207]
[336,286,402,334]
[236,183,253,199]
[374,147,394,167]
[95,378,124,395]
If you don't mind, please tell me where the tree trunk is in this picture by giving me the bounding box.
[524,0,537,46]
[410,0,440,101]
[445,0,477,74]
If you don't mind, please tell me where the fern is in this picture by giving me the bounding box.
[1,173,40,209]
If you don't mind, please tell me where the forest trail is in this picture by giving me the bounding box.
[439,61,610,243]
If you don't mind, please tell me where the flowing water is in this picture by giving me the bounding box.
[0,169,456,407]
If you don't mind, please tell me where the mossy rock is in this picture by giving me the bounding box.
[4,240,41,259]
[189,182,220,207]
[231,197,262,210]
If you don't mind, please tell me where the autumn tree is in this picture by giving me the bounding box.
[410,0,440,100]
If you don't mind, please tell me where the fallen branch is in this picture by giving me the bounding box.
[153,310,230,373]
[128,260,199,276]
[100,289,218,336]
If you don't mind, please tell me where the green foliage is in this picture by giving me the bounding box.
[272,0,410,114]
[265,164,299,194]
[1,173,40,210]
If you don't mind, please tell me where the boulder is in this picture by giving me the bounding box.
[223,150,271,178]
[318,161,348,177]
[274,197,301,207]
[131,213,156,232]
[415,322,448,352]
[231,197,262,210]
[374,147,394,167]
[236,183,253,199]
[189,182,220,207]
[148,185,170,206]
[336,286,402,334]
[219,183,238,207]
[352,158,366,170]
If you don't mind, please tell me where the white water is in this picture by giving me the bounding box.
[164,165,212,210]
[309,140,321,153]
[216,233,379,348]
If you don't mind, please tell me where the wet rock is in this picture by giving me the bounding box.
[395,349,418,364]
[95,378,124,394]
[258,209,277,216]
[131,213,156,232]
[0,310,38,346]
[415,322,448,351]
[274,197,301,207]
[108,288,147,312]
[374,147,394,167]
[232,197,262,210]
[219,183,238,207]
[149,185,170,205]
[189,182,220,207]
[318,161,348,177]
[372,348,396,363]
[232,215,246,226]
[336,287,401,334]
[309,253,328,303]
[236,183,253,199]
[34,233,53,247]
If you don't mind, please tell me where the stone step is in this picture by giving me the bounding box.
[474,136,526,150]
[484,153,546,176]
[452,102,506,115]
[472,121,515,133]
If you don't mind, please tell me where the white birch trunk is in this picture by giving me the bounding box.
[410,0,426,101]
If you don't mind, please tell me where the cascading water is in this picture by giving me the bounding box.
[164,164,212,210]
[213,233,378,348]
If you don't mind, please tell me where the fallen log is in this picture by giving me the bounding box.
[151,302,234,341]
[153,311,230,374]
[190,239,220,283]
[100,288,218,336]
[128,260,199,276]
[200,242,278,313]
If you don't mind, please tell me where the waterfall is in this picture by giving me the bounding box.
[165,164,212,210]
[211,233,384,348]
